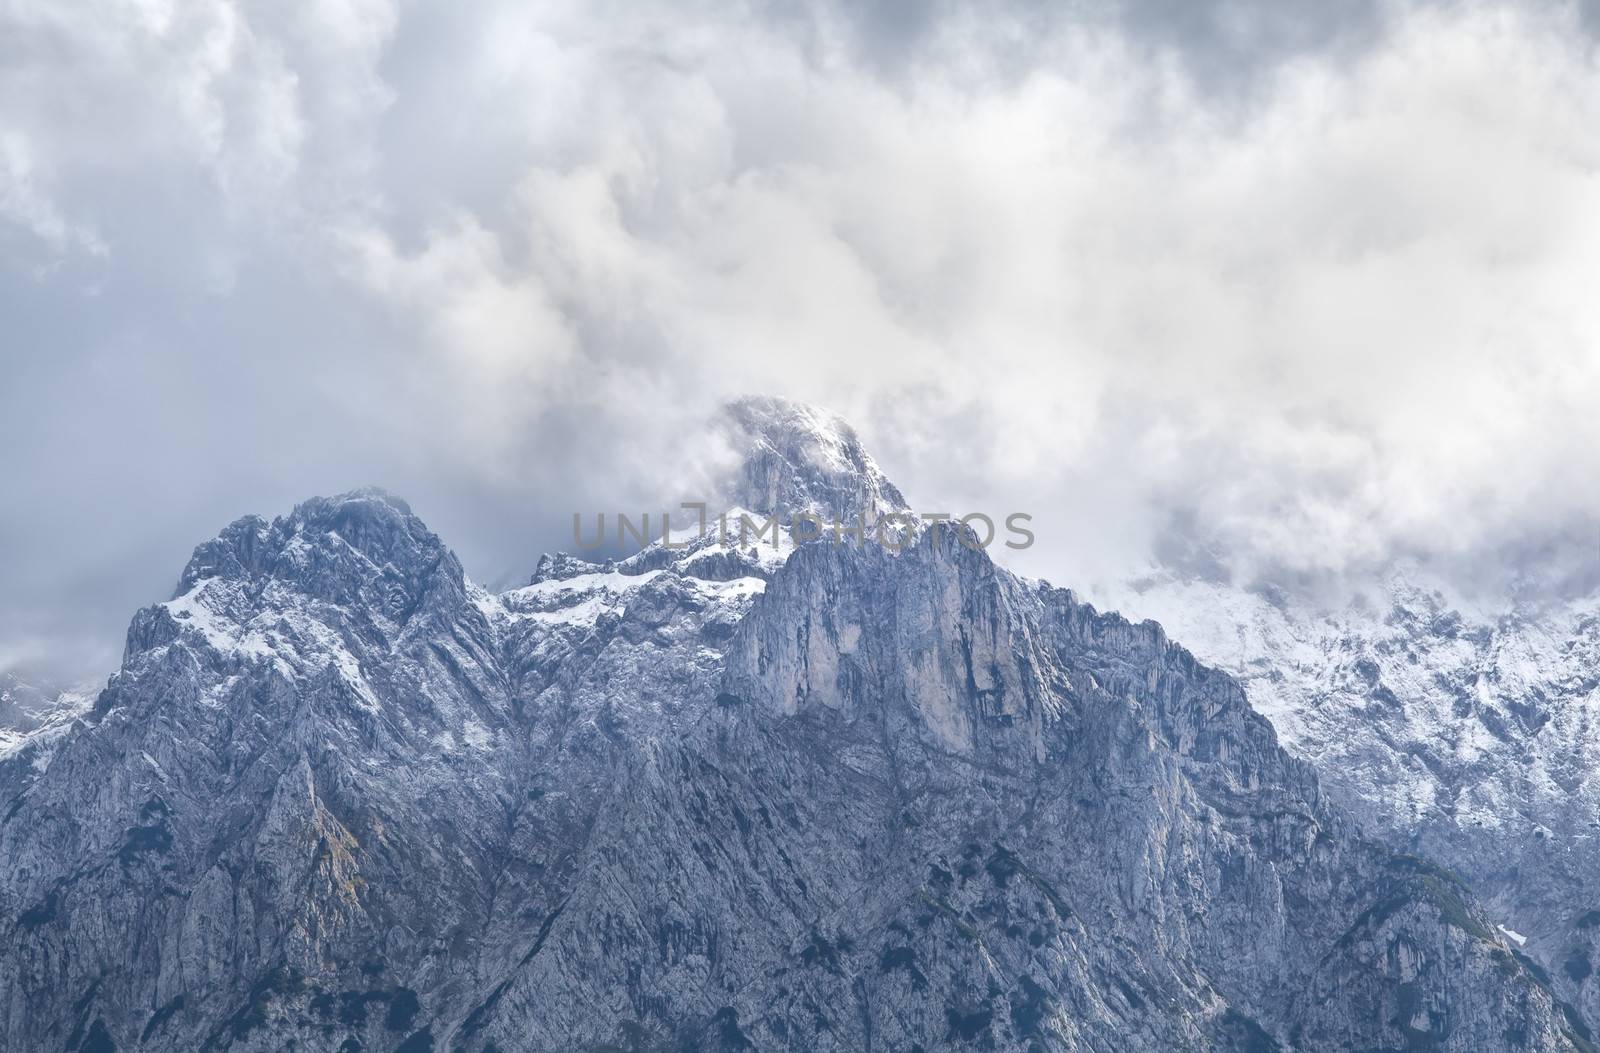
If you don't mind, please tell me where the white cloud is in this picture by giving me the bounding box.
[2,0,1599,674]
[0,133,107,262]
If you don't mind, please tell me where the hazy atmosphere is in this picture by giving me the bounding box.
[5,0,1600,679]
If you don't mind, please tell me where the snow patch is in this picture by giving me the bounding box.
[462,720,493,750]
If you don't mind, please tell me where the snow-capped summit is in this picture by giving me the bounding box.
[717,395,909,522]
[530,397,914,588]
[173,487,442,598]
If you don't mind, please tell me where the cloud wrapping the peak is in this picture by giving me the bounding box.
[2,0,1599,675]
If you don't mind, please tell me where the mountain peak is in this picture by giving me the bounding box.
[172,486,449,599]
[717,395,908,522]
[300,486,415,516]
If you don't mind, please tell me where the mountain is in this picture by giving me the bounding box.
[716,395,909,522]
[0,671,96,762]
[1120,570,1600,1027]
[0,398,1591,1052]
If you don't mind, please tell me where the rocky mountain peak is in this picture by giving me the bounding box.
[129,488,472,680]
[717,395,909,522]
[282,487,437,572]
[523,397,912,586]
[174,487,452,598]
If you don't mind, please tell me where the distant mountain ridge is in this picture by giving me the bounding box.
[0,671,95,761]
[1121,568,1600,1026]
[0,397,1590,1052]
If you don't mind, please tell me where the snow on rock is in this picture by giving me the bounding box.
[1501,925,1530,947]
[1112,565,1600,1017]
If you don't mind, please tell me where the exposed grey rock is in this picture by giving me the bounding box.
[1120,569,1600,1036]
[717,395,909,524]
[0,399,1588,1052]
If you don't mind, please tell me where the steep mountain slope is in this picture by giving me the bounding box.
[0,399,1589,1052]
[1121,570,1600,1027]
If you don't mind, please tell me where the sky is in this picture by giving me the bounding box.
[3,0,1599,680]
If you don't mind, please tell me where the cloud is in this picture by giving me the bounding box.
[2,0,1598,677]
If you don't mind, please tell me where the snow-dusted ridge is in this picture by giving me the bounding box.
[0,673,98,765]
[1115,564,1600,1018]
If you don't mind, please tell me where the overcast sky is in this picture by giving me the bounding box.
[4,0,1599,680]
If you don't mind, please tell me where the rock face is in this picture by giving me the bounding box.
[0,397,1591,1052]
[1121,571,1600,1033]
[716,395,909,524]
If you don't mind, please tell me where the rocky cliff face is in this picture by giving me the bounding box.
[0,398,1591,1052]
[1121,570,1600,1032]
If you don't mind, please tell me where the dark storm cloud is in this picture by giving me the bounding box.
[813,0,1388,94]
[3,0,1599,681]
